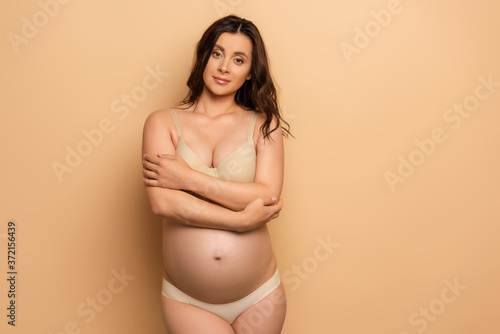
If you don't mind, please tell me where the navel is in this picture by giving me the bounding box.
[212,251,223,261]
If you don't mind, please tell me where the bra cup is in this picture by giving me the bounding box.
[213,144,256,182]
[169,109,257,182]
[176,139,256,182]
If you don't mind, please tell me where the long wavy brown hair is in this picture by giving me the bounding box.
[181,15,292,139]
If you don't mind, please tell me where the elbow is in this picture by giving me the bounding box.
[271,189,282,202]
[264,189,282,204]
[146,187,175,218]
[232,203,247,212]
[148,194,170,218]
[150,200,175,219]
[258,182,281,201]
[150,202,164,217]
[249,184,281,205]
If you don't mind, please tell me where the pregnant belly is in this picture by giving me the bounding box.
[162,220,276,304]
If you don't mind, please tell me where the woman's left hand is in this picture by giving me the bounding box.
[142,153,192,189]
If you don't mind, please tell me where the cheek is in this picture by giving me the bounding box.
[204,58,217,73]
[235,66,251,81]
[202,61,215,81]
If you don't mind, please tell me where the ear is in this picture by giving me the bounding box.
[246,74,252,80]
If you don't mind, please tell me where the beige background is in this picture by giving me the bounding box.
[1,0,499,333]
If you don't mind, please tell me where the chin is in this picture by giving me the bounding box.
[205,85,238,97]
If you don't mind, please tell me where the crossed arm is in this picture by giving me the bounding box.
[142,110,284,232]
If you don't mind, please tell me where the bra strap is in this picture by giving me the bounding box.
[168,110,182,137]
[248,111,258,140]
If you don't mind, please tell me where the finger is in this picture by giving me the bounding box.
[143,178,159,187]
[274,198,283,209]
[262,196,277,206]
[144,154,161,165]
[143,160,159,173]
[157,153,176,159]
[250,198,265,206]
[143,154,153,163]
[143,169,158,180]
[269,201,282,217]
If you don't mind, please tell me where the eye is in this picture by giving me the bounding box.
[212,50,222,58]
[234,58,244,65]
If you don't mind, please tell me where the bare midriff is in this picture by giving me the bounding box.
[162,218,277,304]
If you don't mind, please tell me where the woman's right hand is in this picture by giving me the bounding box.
[238,197,283,232]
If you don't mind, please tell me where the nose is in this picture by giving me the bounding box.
[218,58,230,74]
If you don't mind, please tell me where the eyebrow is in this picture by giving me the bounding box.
[214,44,249,59]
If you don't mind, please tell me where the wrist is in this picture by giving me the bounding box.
[188,169,208,194]
[234,209,250,233]
[182,168,198,192]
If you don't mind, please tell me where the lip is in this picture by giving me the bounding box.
[213,76,231,85]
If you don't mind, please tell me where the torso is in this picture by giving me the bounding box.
[162,107,277,304]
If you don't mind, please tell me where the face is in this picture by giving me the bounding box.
[202,32,253,97]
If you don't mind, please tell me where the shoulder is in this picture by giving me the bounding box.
[142,109,179,153]
[144,109,172,129]
[145,102,196,123]
[143,108,181,137]
[254,111,281,129]
[254,111,283,146]
[144,102,193,121]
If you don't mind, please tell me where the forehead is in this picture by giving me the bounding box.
[214,32,253,55]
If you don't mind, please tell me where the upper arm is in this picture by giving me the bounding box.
[253,115,285,198]
[142,110,177,214]
[142,109,176,156]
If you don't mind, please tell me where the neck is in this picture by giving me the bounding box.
[195,87,238,117]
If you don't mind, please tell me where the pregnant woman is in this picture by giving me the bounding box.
[142,15,291,333]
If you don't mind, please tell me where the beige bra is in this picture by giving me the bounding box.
[168,110,258,182]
